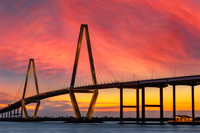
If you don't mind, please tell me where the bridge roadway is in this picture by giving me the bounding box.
[0,75,200,113]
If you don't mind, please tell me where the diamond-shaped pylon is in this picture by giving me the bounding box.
[21,59,40,119]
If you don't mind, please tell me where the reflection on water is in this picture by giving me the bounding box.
[0,121,200,133]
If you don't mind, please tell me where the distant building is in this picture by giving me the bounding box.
[175,115,193,122]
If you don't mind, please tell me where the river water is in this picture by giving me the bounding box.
[0,121,199,133]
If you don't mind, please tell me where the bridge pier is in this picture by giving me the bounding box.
[120,88,123,122]
[10,110,12,118]
[136,88,140,121]
[14,109,16,118]
[160,87,163,123]
[191,85,195,121]
[142,87,145,123]
[7,111,9,118]
[172,84,196,121]
[21,107,23,118]
[142,85,165,123]
[173,85,176,121]
[120,87,140,123]
[9,110,12,118]
[16,108,18,118]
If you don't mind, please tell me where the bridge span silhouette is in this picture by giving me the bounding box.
[0,24,200,123]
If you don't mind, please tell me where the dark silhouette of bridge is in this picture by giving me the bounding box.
[0,24,200,123]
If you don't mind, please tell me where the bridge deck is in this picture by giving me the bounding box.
[0,75,200,113]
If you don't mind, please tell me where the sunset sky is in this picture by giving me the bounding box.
[0,0,200,118]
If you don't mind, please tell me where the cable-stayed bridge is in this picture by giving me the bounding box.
[0,24,200,123]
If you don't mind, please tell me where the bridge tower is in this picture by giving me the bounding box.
[21,59,40,119]
[69,24,98,119]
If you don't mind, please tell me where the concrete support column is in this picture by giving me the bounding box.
[192,85,195,121]
[10,110,12,118]
[14,109,16,118]
[173,85,176,121]
[21,107,23,118]
[7,112,9,118]
[17,108,19,118]
[160,87,163,123]
[136,88,139,120]
[120,87,123,122]
[142,87,145,122]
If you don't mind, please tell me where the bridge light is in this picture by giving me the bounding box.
[44,93,47,96]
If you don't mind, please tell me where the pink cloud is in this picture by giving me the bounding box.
[0,0,200,82]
